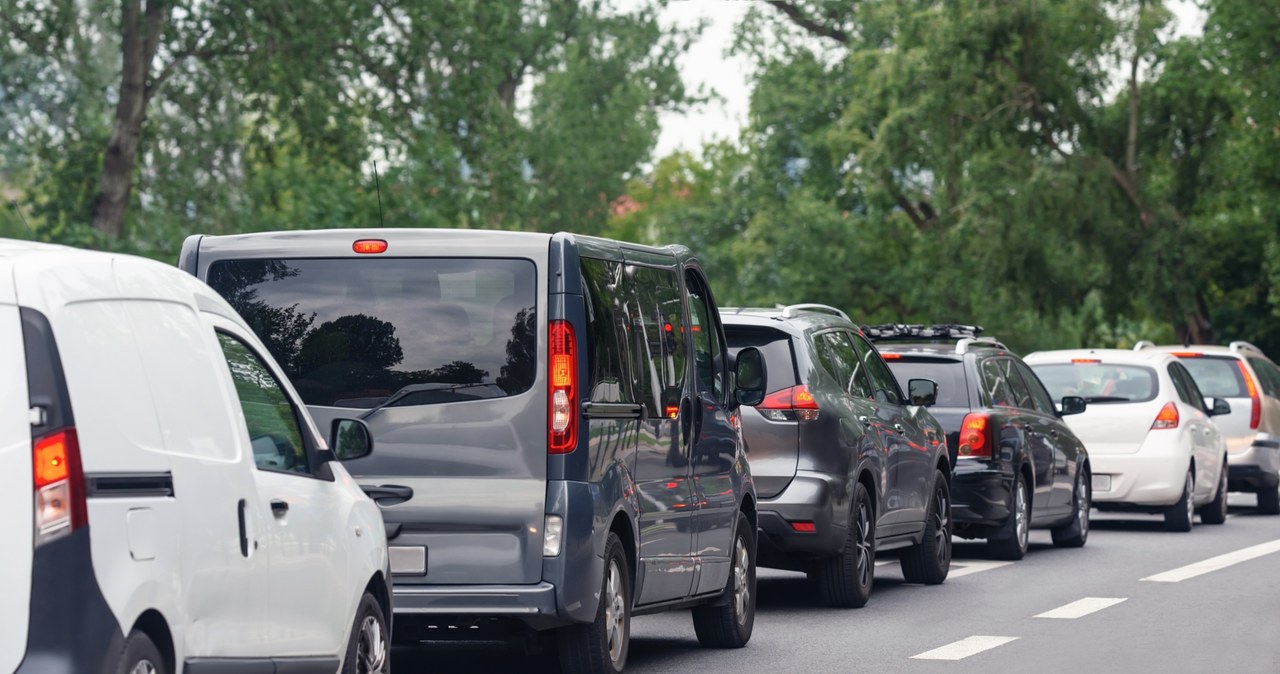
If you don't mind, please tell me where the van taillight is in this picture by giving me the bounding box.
[1151,402,1179,430]
[1237,360,1261,430]
[758,385,820,421]
[957,413,992,459]
[33,428,86,543]
[548,320,578,454]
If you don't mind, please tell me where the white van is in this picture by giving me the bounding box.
[1,240,390,673]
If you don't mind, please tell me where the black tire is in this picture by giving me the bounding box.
[900,471,951,585]
[116,630,167,674]
[813,483,875,608]
[342,592,389,674]
[1164,468,1195,532]
[988,473,1030,561]
[1052,467,1091,547]
[692,511,756,647]
[1258,484,1280,515]
[559,533,630,673]
[1198,462,1229,525]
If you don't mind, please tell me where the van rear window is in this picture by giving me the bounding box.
[207,258,537,408]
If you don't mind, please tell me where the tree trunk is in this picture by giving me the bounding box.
[90,0,168,239]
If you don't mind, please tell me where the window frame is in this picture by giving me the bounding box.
[683,269,728,404]
[1013,360,1058,417]
[850,333,904,405]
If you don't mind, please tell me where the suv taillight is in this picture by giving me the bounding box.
[1151,402,1179,430]
[957,413,993,459]
[34,427,86,544]
[548,320,578,454]
[758,385,820,422]
[1237,361,1261,430]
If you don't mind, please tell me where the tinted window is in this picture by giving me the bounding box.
[1031,363,1158,403]
[1171,363,1208,412]
[624,265,687,418]
[814,331,870,398]
[217,333,308,474]
[1247,358,1280,398]
[724,326,797,394]
[851,334,902,404]
[581,257,633,403]
[884,359,969,407]
[207,258,537,408]
[1014,361,1057,416]
[1179,356,1248,398]
[1000,360,1035,410]
[686,274,726,401]
[979,358,1018,408]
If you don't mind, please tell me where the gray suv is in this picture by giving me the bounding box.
[722,305,952,608]
[181,229,768,673]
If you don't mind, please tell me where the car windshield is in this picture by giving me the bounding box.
[207,257,537,408]
[883,358,970,407]
[1031,362,1158,403]
[1178,356,1248,398]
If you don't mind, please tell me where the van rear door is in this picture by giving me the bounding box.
[196,232,549,585]
[0,271,31,672]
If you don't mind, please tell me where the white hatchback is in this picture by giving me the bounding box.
[1025,349,1231,532]
[0,241,389,673]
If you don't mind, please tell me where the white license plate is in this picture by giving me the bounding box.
[1092,474,1112,493]
[390,546,427,575]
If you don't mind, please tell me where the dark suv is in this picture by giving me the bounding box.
[721,305,952,608]
[868,325,1092,560]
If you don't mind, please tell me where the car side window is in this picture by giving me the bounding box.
[1167,363,1196,407]
[850,334,903,405]
[1014,361,1057,416]
[217,332,310,475]
[1172,363,1208,413]
[581,257,635,404]
[814,331,872,399]
[1247,358,1280,398]
[625,265,687,418]
[685,272,726,402]
[1000,359,1036,410]
[979,358,1017,408]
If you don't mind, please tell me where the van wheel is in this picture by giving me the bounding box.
[988,474,1030,560]
[116,630,167,674]
[1198,462,1229,525]
[814,483,874,608]
[1164,469,1195,532]
[559,533,629,673]
[692,511,756,647]
[900,471,951,584]
[343,592,388,674]
[1258,485,1280,515]
[1051,468,1091,547]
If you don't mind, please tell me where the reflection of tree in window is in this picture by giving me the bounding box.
[208,261,315,375]
[497,307,537,394]
[217,333,307,474]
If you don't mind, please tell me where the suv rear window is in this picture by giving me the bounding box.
[725,326,797,394]
[1179,356,1249,398]
[1031,363,1158,403]
[207,258,537,408]
[884,358,970,407]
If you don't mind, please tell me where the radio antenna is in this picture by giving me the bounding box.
[373,161,386,227]
[8,200,34,239]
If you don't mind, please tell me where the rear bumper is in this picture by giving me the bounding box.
[950,462,1014,527]
[1090,444,1188,507]
[756,472,846,564]
[1227,435,1280,491]
[391,582,564,631]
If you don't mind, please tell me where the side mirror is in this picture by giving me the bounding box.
[733,347,767,407]
[1209,398,1232,417]
[1059,396,1087,416]
[330,418,373,460]
[907,378,938,407]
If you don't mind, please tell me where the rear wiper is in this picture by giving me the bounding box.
[361,382,495,419]
[1082,395,1131,403]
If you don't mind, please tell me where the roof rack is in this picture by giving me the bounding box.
[1133,340,1154,350]
[779,303,851,322]
[1229,340,1262,354]
[861,323,1007,353]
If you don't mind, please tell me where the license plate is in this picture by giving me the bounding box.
[390,546,427,575]
[1092,474,1112,493]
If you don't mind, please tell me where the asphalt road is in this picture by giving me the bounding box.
[394,493,1280,672]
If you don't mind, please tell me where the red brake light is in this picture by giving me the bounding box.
[352,239,388,254]
[548,321,578,454]
[759,385,820,421]
[881,353,902,360]
[33,428,87,540]
[790,521,817,533]
[1071,358,1101,364]
[1151,402,1180,430]
[957,413,992,459]
[1170,351,1202,358]
[1238,360,1261,430]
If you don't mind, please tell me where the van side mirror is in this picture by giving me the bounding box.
[1209,398,1231,417]
[330,418,373,460]
[907,378,938,407]
[733,347,767,407]
[1059,396,1087,416]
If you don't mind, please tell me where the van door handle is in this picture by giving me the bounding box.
[237,499,249,557]
[858,416,872,428]
[270,499,289,517]
[361,485,414,506]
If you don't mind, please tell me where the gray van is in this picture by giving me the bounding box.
[180,229,767,672]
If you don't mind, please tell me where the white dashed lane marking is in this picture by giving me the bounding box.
[1141,539,1280,583]
[910,636,1019,661]
[1034,597,1127,619]
[947,561,1012,578]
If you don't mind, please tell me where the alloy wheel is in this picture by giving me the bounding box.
[605,559,626,664]
[130,661,156,674]
[1185,472,1195,524]
[855,502,872,588]
[1015,480,1029,551]
[733,536,750,624]
[355,613,387,674]
[1077,479,1089,536]
[934,485,950,566]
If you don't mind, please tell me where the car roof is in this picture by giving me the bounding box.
[872,340,1009,360]
[720,306,858,335]
[1140,343,1267,360]
[1023,348,1177,366]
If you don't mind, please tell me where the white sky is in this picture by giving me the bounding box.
[649,0,1209,159]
